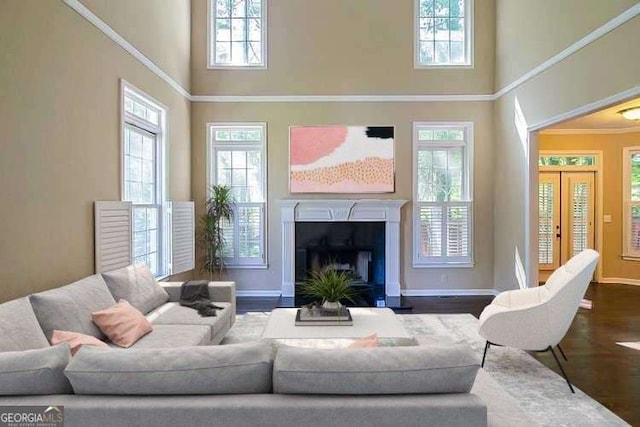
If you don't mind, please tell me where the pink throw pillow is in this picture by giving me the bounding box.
[91,300,152,348]
[50,330,109,355]
[348,333,379,348]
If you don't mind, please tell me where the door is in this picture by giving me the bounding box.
[539,172,595,281]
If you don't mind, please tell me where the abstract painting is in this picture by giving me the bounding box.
[289,126,395,193]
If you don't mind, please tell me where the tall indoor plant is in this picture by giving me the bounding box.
[200,184,234,280]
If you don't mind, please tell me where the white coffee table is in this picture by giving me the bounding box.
[261,307,415,348]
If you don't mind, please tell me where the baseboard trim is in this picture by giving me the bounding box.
[597,277,640,286]
[401,289,499,297]
[235,290,283,297]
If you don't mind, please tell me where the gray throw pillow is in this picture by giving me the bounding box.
[0,344,73,395]
[101,264,169,314]
[65,339,273,395]
[273,342,480,395]
[0,297,50,352]
[30,275,116,340]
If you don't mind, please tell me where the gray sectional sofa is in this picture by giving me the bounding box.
[0,265,488,427]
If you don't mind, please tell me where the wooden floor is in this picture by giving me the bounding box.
[236,283,640,425]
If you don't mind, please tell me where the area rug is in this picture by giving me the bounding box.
[221,312,628,427]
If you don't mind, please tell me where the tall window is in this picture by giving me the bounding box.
[122,82,167,277]
[208,123,267,267]
[623,147,640,259]
[209,0,266,68]
[413,122,473,266]
[415,0,472,67]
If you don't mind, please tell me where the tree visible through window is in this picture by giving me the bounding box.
[416,0,471,66]
[414,123,473,266]
[211,0,265,67]
[624,149,640,258]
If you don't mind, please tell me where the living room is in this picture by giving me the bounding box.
[1,0,639,426]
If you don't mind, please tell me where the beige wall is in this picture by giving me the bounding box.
[192,102,495,292]
[493,5,640,291]
[495,0,638,91]
[540,133,640,281]
[191,0,495,95]
[82,0,191,91]
[0,0,191,302]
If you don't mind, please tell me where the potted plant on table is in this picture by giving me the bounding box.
[299,266,357,311]
[200,184,234,280]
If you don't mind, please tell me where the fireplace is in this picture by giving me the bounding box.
[280,199,407,306]
[295,222,385,306]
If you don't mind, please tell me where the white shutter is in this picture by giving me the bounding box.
[237,204,264,262]
[95,201,132,273]
[446,204,471,259]
[416,202,472,264]
[418,204,443,257]
[171,201,195,275]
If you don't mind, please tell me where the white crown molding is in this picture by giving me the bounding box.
[598,277,640,287]
[494,3,640,99]
[64,1,639,104]
[401,289,499,297]
[540,126,640,135]
[190,94,495,103]
[235,290,283,297]
[62,0,190,99]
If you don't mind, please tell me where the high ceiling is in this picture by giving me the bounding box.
[550,97,640,130]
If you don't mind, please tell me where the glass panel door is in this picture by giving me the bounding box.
[539,172,561,272]
[561,172,595,263]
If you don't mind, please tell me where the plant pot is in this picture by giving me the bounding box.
[322,301,341,312]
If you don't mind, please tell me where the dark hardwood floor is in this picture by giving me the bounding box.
[237,283,640,425]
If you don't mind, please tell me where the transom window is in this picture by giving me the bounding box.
[121,82,168,277]
[209,0,266,68]
[623,147,640,258]
[208,123,267,267]
[413,122,473,266]
[415,0,472,67]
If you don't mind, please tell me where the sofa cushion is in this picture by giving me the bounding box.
[101,264,169,314]
[65,340,273,395]
[30,275,117,340]
[91,300,153,348]
[0,344,73,395]
[108,324,212,349]
[146,302,232,340]
[273,342,480,395]
[0,297,50,352]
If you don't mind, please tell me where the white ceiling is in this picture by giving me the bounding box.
[550,97,640,130]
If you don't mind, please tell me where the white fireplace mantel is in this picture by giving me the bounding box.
[280,199,408,298]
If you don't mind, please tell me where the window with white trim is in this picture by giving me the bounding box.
[413,122,473,266]
[122,83,168,277]
[209,0,266,68]
[415,0,472,67]
[623,147,640,259]
[208,123,267,267]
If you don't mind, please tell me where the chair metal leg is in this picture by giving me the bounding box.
[557,344,568,361]
[481,341,490,368]
[549,346,575,393]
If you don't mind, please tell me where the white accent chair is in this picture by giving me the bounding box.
[478,249,599,393]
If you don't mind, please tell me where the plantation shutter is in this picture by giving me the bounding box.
[94,201,132,273]
[417,202,471,264]
[170,201,195,275]
[237,204,265,263]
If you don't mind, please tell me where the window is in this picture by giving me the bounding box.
[208,123,267,267]
[121,82,168,277]
[415,0,472,67]
[623,147,640,259]
[209,0,266,68]
[539,155,596,166]
[413,122,473,266]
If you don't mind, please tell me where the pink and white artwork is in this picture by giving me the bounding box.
[289,126,395,193]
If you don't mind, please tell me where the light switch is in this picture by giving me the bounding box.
[604,215,612,223]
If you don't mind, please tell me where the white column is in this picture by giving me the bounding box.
[385,206,402,297]
[280,201,297,297]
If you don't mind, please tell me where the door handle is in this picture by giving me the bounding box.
[555,225,561,239]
